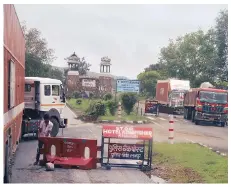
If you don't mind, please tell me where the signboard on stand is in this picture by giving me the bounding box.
[116,80,140,93]
[101,125,153,171]
[102,125,153,140]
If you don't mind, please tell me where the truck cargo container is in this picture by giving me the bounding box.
[155,79,190,114]
[4,4,25,183]
[183,87,228,127]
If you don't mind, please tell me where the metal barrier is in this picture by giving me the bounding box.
[101,125,153,171]
[39,137,98,169]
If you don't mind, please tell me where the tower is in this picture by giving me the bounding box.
[100,56,111,73]
[65,52,80,70]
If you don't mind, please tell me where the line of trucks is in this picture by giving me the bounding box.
[4,5,67,183]
[154,79,228,127]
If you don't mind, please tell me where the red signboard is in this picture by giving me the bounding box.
[102,125,153,140]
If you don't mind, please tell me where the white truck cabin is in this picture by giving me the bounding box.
[24,77,66,113]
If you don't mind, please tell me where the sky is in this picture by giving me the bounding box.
[15,4,228,79]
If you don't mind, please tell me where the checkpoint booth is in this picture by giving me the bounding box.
[101,125,153,171]
[144,99,159,116]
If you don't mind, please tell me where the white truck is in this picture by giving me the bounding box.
[22,77,67,139]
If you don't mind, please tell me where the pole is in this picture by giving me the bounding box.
[118,102,122,119]
[168,114,174,144]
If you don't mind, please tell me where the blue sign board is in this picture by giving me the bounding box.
[116,80,140,93]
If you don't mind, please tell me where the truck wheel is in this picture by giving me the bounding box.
[195,120,200,125]
[183,109,187,119]
[220,122,225,127]
[50,117,59,137]
[4,144,12,183]
[191,110,195,122]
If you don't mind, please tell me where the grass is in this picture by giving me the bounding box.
[151,143,228,183]
[67,98,148,121]
[67,98,100,113]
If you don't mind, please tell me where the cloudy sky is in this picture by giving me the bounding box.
[15,4,227,79]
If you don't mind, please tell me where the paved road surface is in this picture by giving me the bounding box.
[11,106,153,183]
[12,104,228,183]
[138,102,228,153]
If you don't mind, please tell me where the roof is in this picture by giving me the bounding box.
[25,77,62,84]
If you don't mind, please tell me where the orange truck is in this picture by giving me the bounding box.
[155,79,190,114]
[4,4,25,183]
[183,87,228,127]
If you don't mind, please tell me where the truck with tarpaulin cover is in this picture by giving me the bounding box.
[155,79,190,114]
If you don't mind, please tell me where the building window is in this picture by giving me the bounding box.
[25,84,32,92]
[8,59,15,109]
[52,85,60,96]
[44,85,51,96]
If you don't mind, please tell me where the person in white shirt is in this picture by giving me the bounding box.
[34,113,53,165]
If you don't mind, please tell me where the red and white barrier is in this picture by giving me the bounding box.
[168,115,174,144]
[118,102,122,119]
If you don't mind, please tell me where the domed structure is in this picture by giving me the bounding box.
[100,56,111,73]
[65,52,80,70]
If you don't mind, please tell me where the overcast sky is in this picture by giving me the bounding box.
[15,4,227,79]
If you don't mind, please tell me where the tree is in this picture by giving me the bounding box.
[214,9,228,82]
[158,30,218,87]
[22,22,64,81]
[22,22,56,64]
[121,93,137,115]
[137,71,162,97]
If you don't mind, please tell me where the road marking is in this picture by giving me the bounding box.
[147,116,156,120]
[158,117,166,121]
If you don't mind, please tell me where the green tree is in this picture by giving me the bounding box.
[22,22,64,81]
[121,93,137,115]
[158,30,218,87]
[137,71,162,97]
[214,9,228,82]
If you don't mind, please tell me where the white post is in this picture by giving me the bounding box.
[118,102,122,119]
[168,114,174,144]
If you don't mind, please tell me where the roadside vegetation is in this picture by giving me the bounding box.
[67,92,148,122]
[150,143,228,183]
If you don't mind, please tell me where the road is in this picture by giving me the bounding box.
[137,102,228,154]
[12,104,228,183]
[11,106,153,183]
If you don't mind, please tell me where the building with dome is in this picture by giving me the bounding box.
[65,52,128,98]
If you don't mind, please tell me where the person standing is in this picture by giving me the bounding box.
[34,113,53,165]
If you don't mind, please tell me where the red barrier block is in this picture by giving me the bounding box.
[39,137,98,170]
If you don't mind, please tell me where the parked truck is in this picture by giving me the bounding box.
[4,5,67,183]
[4,4,25,183]
[22,77,67,138]
[155,79,190,114]
[183,84,228,127]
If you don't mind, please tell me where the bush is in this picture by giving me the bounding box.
[121,93,137,115]
[76,99,82,105]
[89,93,94,99]
[106,100,118,116]
[72,91,82,99]
[103,93,113,101]
[85,100,106,117]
